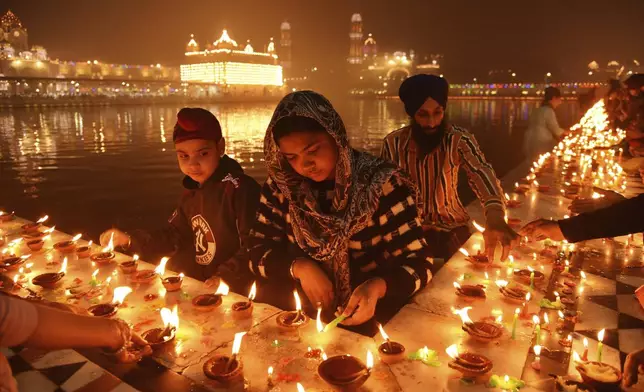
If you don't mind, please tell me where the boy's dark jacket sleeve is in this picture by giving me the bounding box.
[128,199,192,260]
[558,193,644,243]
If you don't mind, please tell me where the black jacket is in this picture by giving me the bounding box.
[130,155,260,293]
[558,193,644,243]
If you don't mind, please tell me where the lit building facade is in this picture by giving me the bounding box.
[180,29,284,97]
[348,13,364,65]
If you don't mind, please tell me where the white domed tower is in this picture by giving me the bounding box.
[2,10,28,52]
[348,13,363,65]
[186,34,199,53]
[279,21,292,75]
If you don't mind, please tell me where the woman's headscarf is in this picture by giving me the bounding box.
[264,91,417,305]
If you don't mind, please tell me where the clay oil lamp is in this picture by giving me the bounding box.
[231,281,256,320]
[458,248,491,269]
[453,306,503,343]
[575,361,622,391]
[507,217,522,230]
[0,211,15,223]
[90,234,116,265]
[21,215,49,234]
[534,180,550,193]
[446,343,493,380]
[203,331,246,387]
[276,290,309,331]
[454,281,486,302]
[0,254,30,272]
[514,182,530,194]
[377,323,405,364]
[22,226,55,241]
[162,272,185,292]
[119,254,139,274]
[192,280,228,312]
[75,240,93,259]
[27,236,46,252]
[504,193,522,209]
[131,256,168,284]
[32,257,67,289]
[514,267,545,287]
[142,305,179,349]
[88,286,132,317]
[531,345,542,371]
[318,350,373,391]
[496,280,529,305]
[558,333,573,348]
[53,234,82,254]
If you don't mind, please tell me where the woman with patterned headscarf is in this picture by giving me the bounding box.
[249,91,434,332]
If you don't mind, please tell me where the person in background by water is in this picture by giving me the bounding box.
[623,74,644,158]
[99,108,260,294]
[381,74,518,262]
[523,86,567,160]
[0,293,152,392]
[248,91,434,334]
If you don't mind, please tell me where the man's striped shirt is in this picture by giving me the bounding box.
[380,125,505,231]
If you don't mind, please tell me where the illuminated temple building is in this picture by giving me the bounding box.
[180,28,284,96]
[0,10,287,101]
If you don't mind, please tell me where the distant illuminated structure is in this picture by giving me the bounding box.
[363,33,377,59]
[0,10,43,60]
[348,13,364,65]
[279,21,292,76]
[180,28,283,89]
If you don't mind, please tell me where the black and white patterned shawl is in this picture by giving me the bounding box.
[263,91,417,305]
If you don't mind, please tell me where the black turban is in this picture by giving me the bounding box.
[399,74,449,117]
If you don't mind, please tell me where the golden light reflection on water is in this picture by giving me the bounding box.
[0,99,579,235]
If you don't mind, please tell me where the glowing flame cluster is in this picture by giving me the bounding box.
[160,304,180,331]
[154,257,169,276]
[452,306,474,325]
[112,286,132,305]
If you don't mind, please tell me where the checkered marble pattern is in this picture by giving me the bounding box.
[3,346,139,392]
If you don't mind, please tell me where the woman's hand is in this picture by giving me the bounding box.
[484,217,520,261]
[339,278,386,326]
[292,258,334,310]
[623,348,644,389]
[114,331,153,364]
[204,275,220,288]
[520,219,565,242]
[100,229,130,249]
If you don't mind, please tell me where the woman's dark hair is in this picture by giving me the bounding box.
[543,87,562,106]
[272,115,327,143]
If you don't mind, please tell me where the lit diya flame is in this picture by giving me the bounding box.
[446,343,459,359]
[44,226,56,234]
[366,350,374,370]
[111,286,132,305]
[59,257,68,274]
[160,304,180,332]
[378,323,390,341]
[231,331,246,356]
[572,350,582,363]
[133,254,139,261]
[452,306,474,325]
[459,248,470,257]
[543,313,550,325]
[294,290,302,312]
[472,220,485,233]
[296,383,305,392]
[504,193,510,201]
[453,281,461,290]
[92,269,99,280]
[316,306,324,333]
[598,328,605,342]
[102,232,115,253]
[580,271,587,280]
[495,280,508,288]
[534,345,541,357]
[525,292,531,302]
[248,281,257,302]
[215,280,230,296]
[558,310,565,320]
[36,215,49,224]
[154,257,169,276]
[71,234,82,242]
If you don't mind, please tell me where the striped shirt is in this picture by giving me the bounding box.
[248,175,435,300]
[381,125,505,231]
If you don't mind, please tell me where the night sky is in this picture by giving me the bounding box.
[4,0,644,81]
